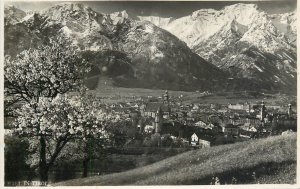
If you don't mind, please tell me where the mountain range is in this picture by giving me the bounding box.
[4,3,297,93]
[139,4,297,92]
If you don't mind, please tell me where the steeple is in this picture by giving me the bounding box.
[163,90,171,116]
[260,101,266,122]
[288,103,292,118]
[246,101,251,113]
[155,107,162,122]
[163,90,169,104]
[155,107,163,133]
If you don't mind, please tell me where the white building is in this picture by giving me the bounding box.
[144,125,154,133]
[191,133,198,146]
[195,121,207,127]
[190,133,211,147]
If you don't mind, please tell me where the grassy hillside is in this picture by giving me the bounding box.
[54,133,296,185]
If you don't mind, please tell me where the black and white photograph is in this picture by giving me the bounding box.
[2,0,298,186]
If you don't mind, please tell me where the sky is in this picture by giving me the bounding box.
[4,0,297,18]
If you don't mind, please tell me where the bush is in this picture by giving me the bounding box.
[150,133,161,147]
[5,136,33,182]
[161,134,173,147]
[52,160,79,182]
[142,136,152,147]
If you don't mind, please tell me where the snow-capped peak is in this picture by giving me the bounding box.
[39,3,106,32]
[41,2,92,13]
[269,10,297,35]
[191,8,218,19]
[137,3,295,54]
[5,4,21,11]
[4,5,26,24]
[36,3,113,52]
[109,10,129,25]
[223,3,258,12]
[40,2,104,24]
[137,15,174,28]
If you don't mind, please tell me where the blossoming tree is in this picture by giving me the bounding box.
[4,38,89,103]
[62,93,122,178]
[12,94,121,182]
[4,37,93,182]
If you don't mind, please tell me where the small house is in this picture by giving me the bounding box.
[191,133,199,146]
[190,133,212,147]
[194,120,207,128]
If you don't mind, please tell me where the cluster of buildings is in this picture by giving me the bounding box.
[4,90,297,149]
[105,90,296,148]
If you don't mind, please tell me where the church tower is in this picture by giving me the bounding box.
[260,101,266,122]
[163,90,171,116]
[155,107,163,133]
[163,90,169,105]
[288,103,292,118]
[245,101,251,113]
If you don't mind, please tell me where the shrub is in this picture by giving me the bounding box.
[5,136,33,182]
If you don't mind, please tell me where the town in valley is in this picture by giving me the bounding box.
[83,90,297,149]
[3,0,297,186]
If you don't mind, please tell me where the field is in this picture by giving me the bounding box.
[85,77,296,105]
[54,133,296,185]
[91,87,295,106]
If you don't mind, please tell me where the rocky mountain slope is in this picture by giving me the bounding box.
[4,3,297,92]
[269,11,296,44]
[4,3,228,91]
[139,3,297,92]
[4,5,26,25]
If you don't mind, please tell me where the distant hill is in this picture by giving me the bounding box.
[54,133,296,185]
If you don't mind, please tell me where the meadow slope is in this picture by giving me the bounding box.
[54,133,296,185]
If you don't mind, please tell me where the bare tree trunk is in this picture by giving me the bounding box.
[39,136,49,184]
[82,141,89,178]
[82,158,89,178]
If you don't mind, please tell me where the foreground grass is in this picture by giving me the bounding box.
[54,134,296,185]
